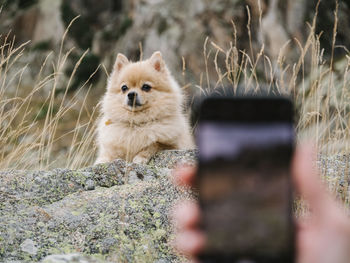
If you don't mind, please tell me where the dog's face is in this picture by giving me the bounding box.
[116,63,166,113]
[102,52,182,123]
[118,77,154,112]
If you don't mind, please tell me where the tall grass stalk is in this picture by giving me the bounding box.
[0,21,99,170]
[195,2,349,202]
[1,3,350,203]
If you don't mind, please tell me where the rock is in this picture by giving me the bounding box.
[20,239,38,256]
[149,150,198,169]
[317,154,350,198]
[84,179,95,191]
[0,150,196,262]
[42,253,106,263]
[33,0,65,46]
[0,147,348,263]
[261,0,290,62]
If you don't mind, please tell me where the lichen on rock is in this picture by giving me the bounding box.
[0,150,197,262]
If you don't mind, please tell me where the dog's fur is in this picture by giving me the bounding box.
[95,51,194,164]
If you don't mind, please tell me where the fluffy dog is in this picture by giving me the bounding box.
[95,51,194,164]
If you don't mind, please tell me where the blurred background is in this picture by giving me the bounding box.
[1,0,350,172]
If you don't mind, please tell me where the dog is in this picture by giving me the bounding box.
[95,51,194,164]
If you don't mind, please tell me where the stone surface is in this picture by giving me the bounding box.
[0,150,197,262]
[0,149,349,262]
[42,253,106,263]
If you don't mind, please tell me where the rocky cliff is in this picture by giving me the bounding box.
[1,0,348,92]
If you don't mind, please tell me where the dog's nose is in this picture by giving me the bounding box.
[128,92,136,100]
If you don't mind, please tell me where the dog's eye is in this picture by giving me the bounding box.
[141,84,152,92]
[121,85,128,93]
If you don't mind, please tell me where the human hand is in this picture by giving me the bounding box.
[292,145,350,263]
[172,144,350,263]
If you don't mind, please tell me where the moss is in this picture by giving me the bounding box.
[60,1,93,50]
[90,253,108,260]
[97,163,109,171]
[157,17,168,35]
[1,0,37,16]
[71,210,82,216]
[0,151,196,261]
[119,17,133,36]
[0,235,4,256]
[72,171,86,184]
[48,243,77,255]
[102,16,133,42]
[31,40,51,52]
[63,51,101,92]
[37,222,45,228]
[18,0,38,9]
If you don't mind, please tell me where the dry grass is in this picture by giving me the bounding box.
[192,1,350,205]
[0,2,349,208]
[0,21,99,170]
[0,5,348,262]
[197,1,349,153]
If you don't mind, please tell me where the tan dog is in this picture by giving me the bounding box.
[95,51,194,164]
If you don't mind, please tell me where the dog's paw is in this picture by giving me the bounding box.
[94,157,110,165]
[132,155,149,164]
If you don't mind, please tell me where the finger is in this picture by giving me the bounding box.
[173,165,196,187]
[295,219,315,263]
[174,230,206,256]
[172,201,200,230]
[292,143,335,215]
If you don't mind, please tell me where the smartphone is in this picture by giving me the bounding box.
[195,96,295,263]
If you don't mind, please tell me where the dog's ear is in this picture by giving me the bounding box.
[149,51,165,72]
[113,53,129,74]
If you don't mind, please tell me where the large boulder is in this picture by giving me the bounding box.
[0,148,348,263]
[0,150,197,262]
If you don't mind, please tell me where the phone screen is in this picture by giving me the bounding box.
[196,98,295,263]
